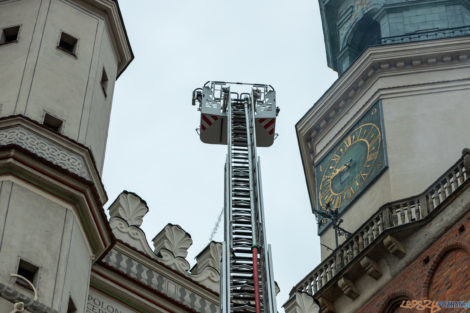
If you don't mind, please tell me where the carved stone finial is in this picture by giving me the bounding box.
[108,191,154,257]
[192,241,222,274]
[338,277,359,300]
[383,235,406,259]
[153,224,192,258]
[109,191,149,227]
[190,242,222,292]
[359,256,382,279]
[295,293,320,313]
[153,224,193,273]
[284,292,320,313]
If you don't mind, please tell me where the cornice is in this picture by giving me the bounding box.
[0,115,107,204]
[296,36,470,211]
[81,0,134,77]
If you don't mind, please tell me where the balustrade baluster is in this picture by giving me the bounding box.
[377,216,383,233]
[392,207,398,226]
[445,176,452,196]
[406,203,412,222]
[382,207,391,229]
[335,250,343,271]
[372,221,378,239]
[439,181,446,201]
[400,206,406,225]
[414,201,420,220]
[358,234,364,250]
[307,280,312,295]
[343,248,348,263]
[433,188,440,207]
[322,266,328,286]
[313,274,318,293]
[331,259,336,277]
[420,195,428,217]
[450,172,457,192]
[368,227,373,245]
[458,164,465,185]
[353,237,359,256]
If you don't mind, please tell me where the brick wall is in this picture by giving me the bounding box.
[356,208,470,313]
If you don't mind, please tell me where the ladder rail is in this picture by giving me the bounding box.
[222,94,276,313]
[257,158,277,313]
[223,93,233,313]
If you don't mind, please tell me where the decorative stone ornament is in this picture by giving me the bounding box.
[192,241,222,274]
[191,241,222,292]
[383,235,406,259]
[290,292,320,313]
[109,191,149,227]
[318,297,335,313]
[108,191,155,257]
[338,277,359,300]
[153,224,193,258]
[360,256,382,279]
[153,224,193,273]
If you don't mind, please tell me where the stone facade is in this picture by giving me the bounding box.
[355,209,470,313]
[285,1,470,313]
[0,1,222,313]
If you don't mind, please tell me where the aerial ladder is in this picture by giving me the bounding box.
[192,81,279,313]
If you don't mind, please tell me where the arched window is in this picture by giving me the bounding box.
[339,14,381,73]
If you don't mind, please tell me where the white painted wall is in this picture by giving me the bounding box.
[0,179,92,311]
[0,0,120,172]
[316,64,470,258]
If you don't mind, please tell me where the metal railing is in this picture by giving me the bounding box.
[290,152,470,297]
[380,25,470,45]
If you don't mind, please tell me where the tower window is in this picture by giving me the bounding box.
[100,68,108,97]
[0,25,20,45]
[16,259,38,289]
[58,32,77,55]
[67,297,77,313]
[43,113,63,132]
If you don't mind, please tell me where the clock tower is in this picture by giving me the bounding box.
[285,1,470,313]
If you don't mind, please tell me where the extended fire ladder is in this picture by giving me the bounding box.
[193,82,278,313]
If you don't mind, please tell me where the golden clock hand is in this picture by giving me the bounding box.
[331,159,353,179]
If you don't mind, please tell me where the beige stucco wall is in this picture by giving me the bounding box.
[316,64,470,258]
[0,179,92,312]
[0,0,119,172]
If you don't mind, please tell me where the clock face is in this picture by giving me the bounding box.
[315,101,387,233]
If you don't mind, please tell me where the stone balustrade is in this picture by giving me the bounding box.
[290,150,470,298]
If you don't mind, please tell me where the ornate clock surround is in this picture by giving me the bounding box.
[315,100,388,234]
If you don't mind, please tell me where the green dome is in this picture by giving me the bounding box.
[319,0,470,73]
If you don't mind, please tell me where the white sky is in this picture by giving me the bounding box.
[103,0,338,309]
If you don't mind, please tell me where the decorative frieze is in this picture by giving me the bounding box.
[102,249,219,313]
[0,126,90,179]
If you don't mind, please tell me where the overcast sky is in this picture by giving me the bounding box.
[103,0,338,309]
